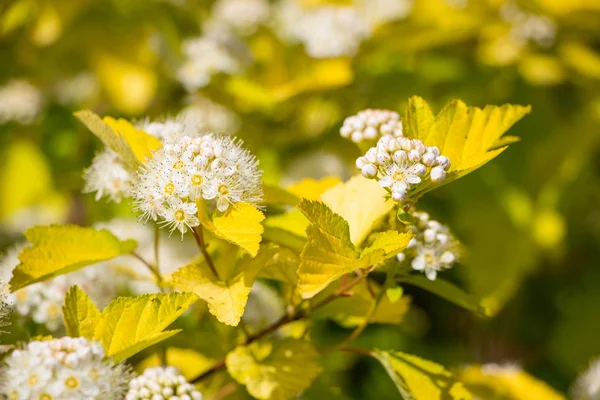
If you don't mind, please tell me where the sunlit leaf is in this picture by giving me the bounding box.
[287,177,342,201]
[63,285,101,339]
[102,116,162,162]
[226,339,322,400]
[10,225,137,291]
[374,350,473,400]
[93,292,197,362]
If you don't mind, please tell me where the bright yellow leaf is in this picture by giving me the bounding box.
[63,286,101,339]
[93,292,197,362]
[10,225,137,291]
[286,176,341,201]
[226,339,322,400]
[103,116,162,162]
[374,350,473,400]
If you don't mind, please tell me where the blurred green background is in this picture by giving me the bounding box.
[1,0,600,398]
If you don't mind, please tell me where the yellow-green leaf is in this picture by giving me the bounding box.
[10,225,137,291]
[296,200,412,298]
[459,364,565,400]
[404,96,530,188]
[63,285,101,339]
[286,177,341,201]
[93,292,197,362]
[321,175,395,246]
[74,110,161,170]
[374,350,473,400]
[171,245,277,326]
[226,339,322,400]
[202,203,265,257]
[258,247,299,285]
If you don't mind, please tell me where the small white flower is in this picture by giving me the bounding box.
[83,148,132,203]
[340,109,403,143]
[396,211,460,280]
[573,357,600,400]
[500,1,556,47]
[211,0,270,35]
[356,135,450,203]
[126,366,202,400]
[0,337,129,399]
[0,80,42,124]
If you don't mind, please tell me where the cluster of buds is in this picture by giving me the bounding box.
[397,211,459,280]
[126,367,202,400]
[356,135,450,202]
[340,109,403,143]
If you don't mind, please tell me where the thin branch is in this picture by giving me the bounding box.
[154,225,160,270]
[339,347,374,357]
[190,359,226,383]
[191,226,219,279]
[132,252,163,286]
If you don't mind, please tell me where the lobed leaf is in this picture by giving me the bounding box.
[10,225,137,291]
[226,339,322,400]
[374,350,473,400]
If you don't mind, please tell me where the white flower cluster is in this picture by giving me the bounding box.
[1,243,116,331]
[177,35,240,92]
[132,134,262,235]
[0,80,43,124]
[357,135,450,202]
[126,367,202,400]
[396,211,459,280]
[500,1,556,47]
[355,0,413,27]
[83,148,132,203]
[573,357,600,400]
[0,337,128,399]
[340,109,403,143]
[275,1,370,58]
[211,0,270,35]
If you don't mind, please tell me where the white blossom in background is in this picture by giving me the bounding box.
[500,1,556,47]
[0,243,117,332]
[340,109,403,143]
[0,281,9,331]
[126,366,202,400]
[396,211,459,280]
[0,80,42,124]
[179,95,240,135]
[573,357,600,400]
[177,35,240,92]
[0,337,129,399]
[211,0,270,35]
[137,116,194,142]
[83,148,132,203]
[93,218,198,294]
[354,0,413,27]
[55,72,99,106]
[132,134,262,235]
[356,135,450,202]
[242,282,285,332]
[284,151,350,185]
[274,1,370,58]
[1,203,67,236]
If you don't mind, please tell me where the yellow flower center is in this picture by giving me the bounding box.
[65,377,79,390]
[192,174,204,186]
[28,374,38,386]
[392,171,406,182]
[164,182,175,195]
[40,395,53,400]
[47,304,60,318]
[88,368,99,382]
[218,184,229,195]
[173,160,185,170]
[174,209,186,222]
[424,254,436,265]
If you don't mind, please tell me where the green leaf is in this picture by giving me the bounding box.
[63,286,101,339]
[202,202,265,257]
[257,247,299,285]
[226,339,322,400]
[404,96,530,189]
[171,245,277,326]
[10,225,137,291]
[397,275,491,317]
[296,200,412,299]
[93,292,197,362]
[321,175,395,246]
[374,350,473,400]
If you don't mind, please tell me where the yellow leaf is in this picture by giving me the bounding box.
[74,110,161,170]
[258,247,299,285]
[10,225,137,291]
[138,348,217,380]
[321,175,395,246]
[63,286,101,339]
[93,292,197,362]
[264,209,309,238]
[203,203,265,257]
[286,176,341,201]
[459,364,565,400]
[296,200,412,298]
[171,245,277,326]
[226,339,322,400]
[559,41,600,80]
[374,350,473,400]
[404,96,530,190]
